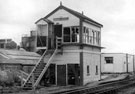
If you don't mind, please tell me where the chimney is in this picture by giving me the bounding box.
[82,11,84,15]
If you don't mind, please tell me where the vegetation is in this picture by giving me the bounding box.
[0,69,21,87]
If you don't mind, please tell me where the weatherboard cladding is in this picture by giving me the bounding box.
[36,5,103,27]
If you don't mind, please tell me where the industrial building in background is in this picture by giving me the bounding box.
[21,31,37,52]
[0,49,41,74]
[0,39,17,49]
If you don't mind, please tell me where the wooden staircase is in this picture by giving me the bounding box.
[22,37,62,89]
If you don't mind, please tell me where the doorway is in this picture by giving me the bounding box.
[54,25,62,48]
[54,25,62,37]
[68,64,80,85]
[40,64,56,86]
[57,65,66,86]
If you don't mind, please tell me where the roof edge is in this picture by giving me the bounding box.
[36,4,103,27]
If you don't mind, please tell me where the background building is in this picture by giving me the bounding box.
[0,39,17,49]
[101,53,135,73]
[0,49,41,73]
[21,31,37,52]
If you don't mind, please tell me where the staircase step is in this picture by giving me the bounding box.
[34,68,44,71]
[23,47,56,89]
[23,87,33,90]
[34,71,43,74]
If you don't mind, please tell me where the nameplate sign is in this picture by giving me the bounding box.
[53,17,69,21]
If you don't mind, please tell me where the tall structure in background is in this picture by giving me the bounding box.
[0,39,17,49]
[21,30,37,52]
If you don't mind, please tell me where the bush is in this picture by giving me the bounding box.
[0,69,21,87]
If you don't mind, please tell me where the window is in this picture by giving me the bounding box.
[89,29,93,44]
[0,44,4,48]
[93,30,96,45]
[63,26,79,43]
[37,25,48,36]
[83,26,100,45]
[37,36,47,47]
[71,27,79,42]
[105,57,113,64]
[87,65,90,75]
[83,27,86,43]
[86,28,89,43]
[96,65,98,75]
[63,27,70,42]
[97,32,100,45]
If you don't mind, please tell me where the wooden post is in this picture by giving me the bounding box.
[55,64,57,86]
[32,74,35,90]
[126,54,128,73]
[100,53,101,80]
[79,18,84,86]
[66,64,68,85]
[80,52,83,86]
[21,71,23,87]
[133,55,135,73]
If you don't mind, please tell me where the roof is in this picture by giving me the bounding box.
[0,39,12,43]
[36,18,54,24]
[36,4,103,27]
[0,49,40,57]
[0,58,39,65]
[0,49,41,65]
[102,53,134,56]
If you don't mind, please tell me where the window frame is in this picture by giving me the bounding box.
[63,26,80,43]
[96,65,98,75]
[87,65,90,76]
[83,26,100,46]
[105,57,113,64]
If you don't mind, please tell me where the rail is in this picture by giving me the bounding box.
[33,37,61,87]
[22,49,48,87]
[33,49,57,87]
[17,70,29,82]
[51,76,135,94]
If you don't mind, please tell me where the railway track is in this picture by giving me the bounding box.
[51,75,135,94]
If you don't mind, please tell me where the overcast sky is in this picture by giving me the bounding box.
[0,0,135,54]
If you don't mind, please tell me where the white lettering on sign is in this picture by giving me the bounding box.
[53,17,69,21]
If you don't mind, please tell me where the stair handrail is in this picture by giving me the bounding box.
[18,70,29,78]
[16,70,29,78]
[16,70,29,84]
[20,70,29,77]
[33,37,60,87]
[33,48,57,87]
[22,48,48,87]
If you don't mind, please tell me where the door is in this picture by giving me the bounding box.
[68,64,80,85]
[57,65,66,86]
[54,25,62,37]
[54,25,62,47]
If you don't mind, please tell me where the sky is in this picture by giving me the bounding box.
[0,0,135,54]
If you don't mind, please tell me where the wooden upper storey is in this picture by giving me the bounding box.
[35,4,103,49]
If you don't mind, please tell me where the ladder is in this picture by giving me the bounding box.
[22,37,62,89]
[56,37,62,49]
